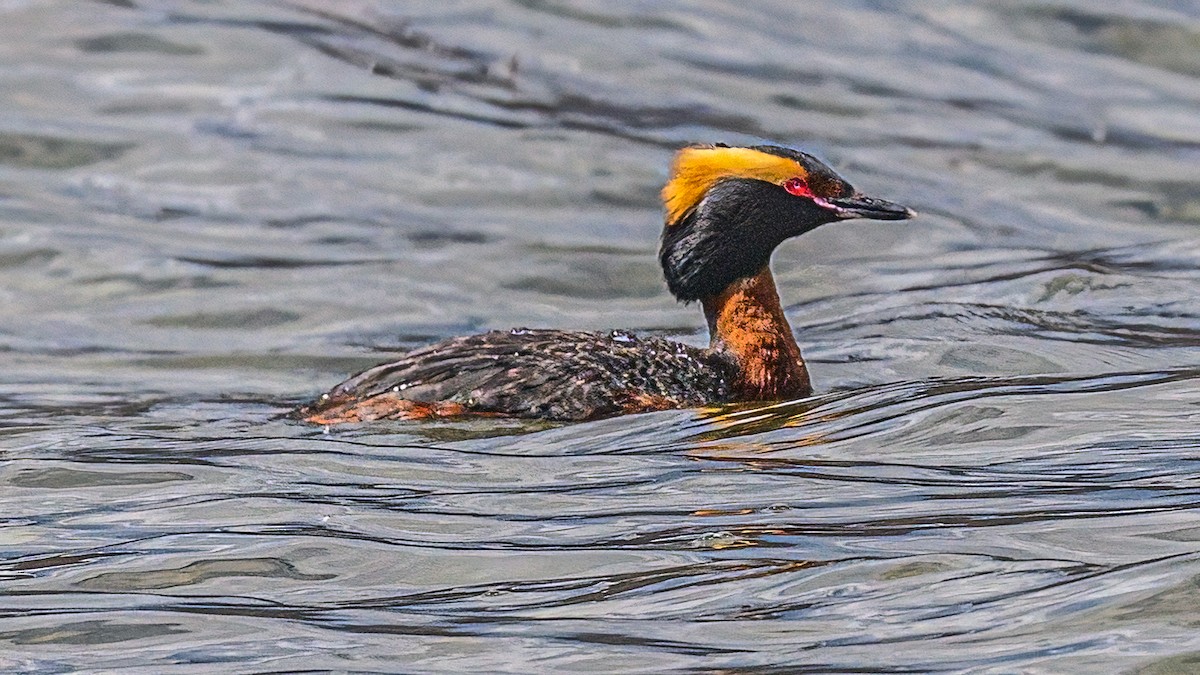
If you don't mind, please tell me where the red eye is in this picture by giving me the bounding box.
[783,177,813,198]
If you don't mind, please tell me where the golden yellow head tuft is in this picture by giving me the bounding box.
[661,145,807,225]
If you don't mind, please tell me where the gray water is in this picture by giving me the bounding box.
[2,1,1199,672]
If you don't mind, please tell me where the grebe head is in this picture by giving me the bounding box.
[659,143,913,302]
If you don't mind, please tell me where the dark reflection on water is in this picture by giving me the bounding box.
[1,0,1199,672]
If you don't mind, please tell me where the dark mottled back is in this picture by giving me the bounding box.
[297,329,738,421]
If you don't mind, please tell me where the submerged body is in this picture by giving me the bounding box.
[296,144,912,423]
[298,328,738,423]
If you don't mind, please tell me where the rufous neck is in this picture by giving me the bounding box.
[701,268,811,401]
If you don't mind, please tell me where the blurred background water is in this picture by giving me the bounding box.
[1,1,1198,672]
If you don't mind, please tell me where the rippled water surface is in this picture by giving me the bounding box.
[2,1,1199,672]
